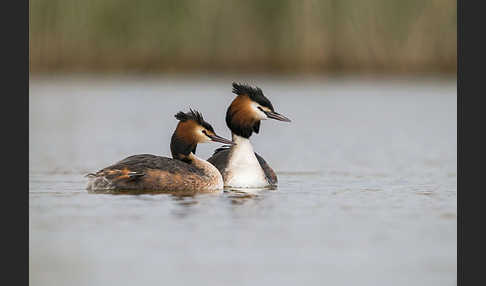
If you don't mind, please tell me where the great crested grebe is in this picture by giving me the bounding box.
[86,109,233,193]
[207,83,291,189]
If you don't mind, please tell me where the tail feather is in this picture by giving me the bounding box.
[86,168,145,192]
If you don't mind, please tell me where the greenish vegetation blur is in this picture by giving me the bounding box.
[30,0,456,74]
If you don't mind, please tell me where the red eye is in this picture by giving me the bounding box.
[258,106,267,114]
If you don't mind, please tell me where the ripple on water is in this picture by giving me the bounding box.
[29,78,456,286]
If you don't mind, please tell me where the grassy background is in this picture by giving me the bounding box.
[30,0,457,74]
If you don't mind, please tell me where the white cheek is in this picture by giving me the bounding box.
[251,102,268,120]
[202,137,212,143]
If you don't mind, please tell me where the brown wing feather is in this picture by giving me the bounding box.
[87,154,205,192]
[207,148,278,186]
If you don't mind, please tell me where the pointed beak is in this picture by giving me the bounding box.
[208,134,235,145]
[265,111,291,122]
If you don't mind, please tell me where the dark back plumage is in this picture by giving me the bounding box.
[86,154,209,193]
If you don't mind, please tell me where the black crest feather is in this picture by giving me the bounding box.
[174,109,214,132]
[232,82,274,111]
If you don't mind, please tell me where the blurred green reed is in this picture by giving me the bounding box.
[29,0,456,74]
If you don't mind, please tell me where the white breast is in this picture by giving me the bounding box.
[223,135,269,188]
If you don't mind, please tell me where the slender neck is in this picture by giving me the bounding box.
[229,134,258,163]
[224,132,268,188]
[170,133,197,163]
[232,133,254,150]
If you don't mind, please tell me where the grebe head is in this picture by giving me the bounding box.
[226,82,291,138]
[171,109,233,162]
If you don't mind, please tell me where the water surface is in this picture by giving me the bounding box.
[30,75,456,286]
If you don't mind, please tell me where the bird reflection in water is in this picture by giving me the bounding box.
[168,193,200,218]
[224,186,276,205]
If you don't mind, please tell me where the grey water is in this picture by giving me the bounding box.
[29,75,456,286]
